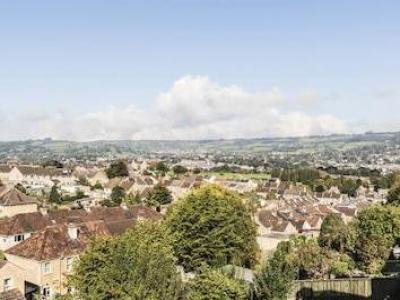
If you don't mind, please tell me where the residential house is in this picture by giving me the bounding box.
[0,205,161,299]
[0,186,38,218]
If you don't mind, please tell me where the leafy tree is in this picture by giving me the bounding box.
[193,168,201,174]
[124,192,142,205]
[315,185,325,193]
[354,205,400,273]
[173,165,188,175]
[186,268,249,300]
[387,185,400,205]
[92,182,103,190]
[254,241,296,300]
[68,222,181,300]
[290,238,332,280]
[355,234,392,274]
[109,186,125,207]
[147,184,173,206]
[319,214,355,253]
[105,161,129,179]
[165,185,259,272]
[155,161,169,175]
[338,178,360,197]
[329,253,355,278]
[49,185,61,204]
[78,177,90,186]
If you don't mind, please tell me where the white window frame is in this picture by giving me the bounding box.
[66,257,73,272]
[3,278,12,291]
[42,262,51,274]
[14,234,24,242]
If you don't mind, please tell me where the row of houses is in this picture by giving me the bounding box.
[0,205,161,299]
[256,192,361,255]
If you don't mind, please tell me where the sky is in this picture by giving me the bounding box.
[0,0,399,141]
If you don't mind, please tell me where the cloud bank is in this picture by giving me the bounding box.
[0,76,348,141]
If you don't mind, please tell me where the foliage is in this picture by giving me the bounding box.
[147,184,173,206]
[319,214,356,253]
[270,168,320,186]
[154,161,169,174]
[92,182,103,190]
[173,165,188,175]
[165,185,259,272]
[124,192,142,205]
[354,205,400,273]
[78,177,90,186]
[186,268,249,300]
[289,237,332,280]
[68,222,181,300]
[106,186,125,207]
[105,161,129,179]
[254,241,296,300]
[329,253,355,277]
[49,185,61,204]
[62,189,88,203]
[387,185,400,205]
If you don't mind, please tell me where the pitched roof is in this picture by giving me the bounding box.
[0,288,25,300]
[0,205,161,236]
[0,212,50,235]
[258,210,278,228]
[6,224,93,261]
[0,187,36,206]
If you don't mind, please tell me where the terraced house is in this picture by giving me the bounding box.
[0,205,161,299]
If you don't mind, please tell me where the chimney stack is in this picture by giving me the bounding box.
[67,223,80,240]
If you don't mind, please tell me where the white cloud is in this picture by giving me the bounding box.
[0,75,348,141]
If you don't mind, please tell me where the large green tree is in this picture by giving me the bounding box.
[355,205,400,273]
[68,222,181,300]
[186,268,249,300]
[319,214,356,253]
[254,241,296,300]
[147,184,173,206]
[49,185,61,204]
[165,185,259,272]
[105,161,129,179]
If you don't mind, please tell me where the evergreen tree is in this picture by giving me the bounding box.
[68,222,181,299]
[49,185,61,204]
[165,185,259,272]
[186,268,249,300]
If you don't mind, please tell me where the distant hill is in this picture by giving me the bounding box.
[0,131,399,161]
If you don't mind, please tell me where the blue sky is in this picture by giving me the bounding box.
[0,0,399,140]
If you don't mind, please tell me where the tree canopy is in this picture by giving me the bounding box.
[68,222,181,300]
[105,161,129,179]
[319,214,355,253]
[186,268,248,300]
[146,184,173,207]
[165,185,259,272]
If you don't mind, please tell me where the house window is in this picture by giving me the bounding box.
[3,278,12,291]
[42,262,51,274]
[14,234,24,242]
[66,257,74,272]
[43,286,51,297]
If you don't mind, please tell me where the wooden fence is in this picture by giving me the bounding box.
[288,277,400,300]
